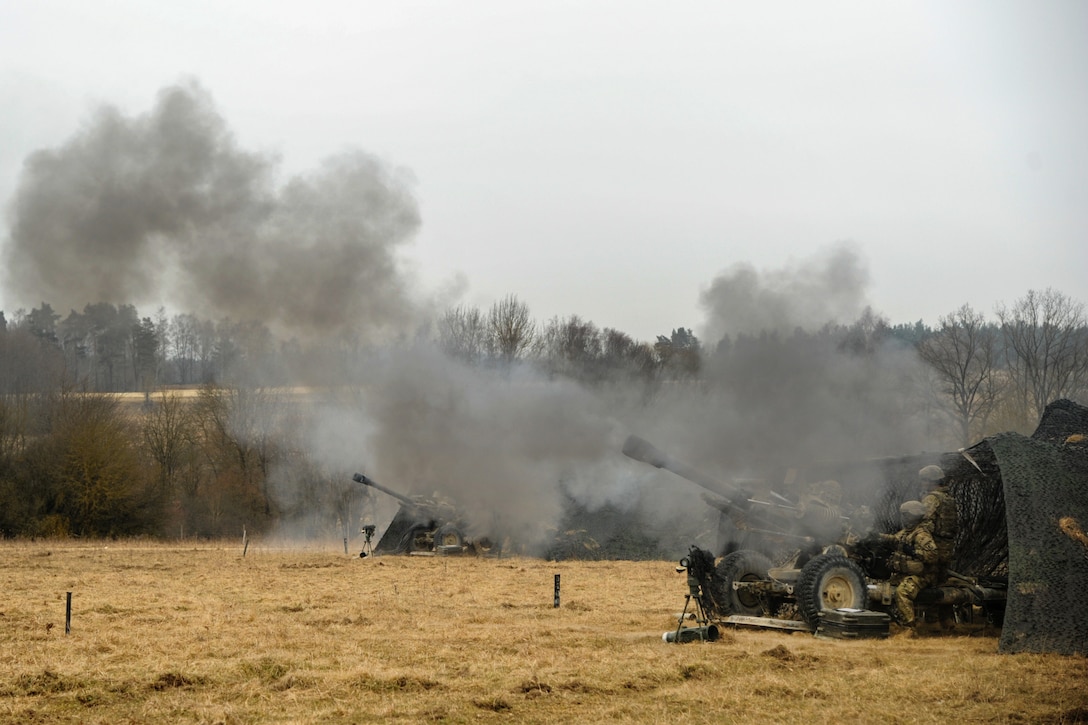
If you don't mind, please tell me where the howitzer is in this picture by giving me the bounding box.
[855,531,916,557]
[353,472,418,510]
[623,435,807,551]
[622,435,751,503]
[852,532,917,580]
[350,472,468,555]
[623,435,801,516]
[623,435,1007,634]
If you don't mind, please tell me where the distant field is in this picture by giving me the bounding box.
[2,541,1085,724]
[114,386,327,403]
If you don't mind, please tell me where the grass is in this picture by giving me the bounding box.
[1,540,1085,724]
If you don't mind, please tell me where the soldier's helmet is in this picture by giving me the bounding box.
[899,500,926,528]
[918,465,944,483]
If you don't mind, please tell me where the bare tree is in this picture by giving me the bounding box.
[438,305,488,364]
[141,391,195,495]
[916,304,1002,446]
[997,288,1088,426]
[537,315,602,380]
[185,384,294,533]
[488,294,535,366]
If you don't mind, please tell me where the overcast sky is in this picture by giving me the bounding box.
[2,0,1085,343]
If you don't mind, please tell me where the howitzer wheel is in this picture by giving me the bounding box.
[796,554,867,625]
[435,525,464,549]
[712,550,773,617]
[396,523,434,553]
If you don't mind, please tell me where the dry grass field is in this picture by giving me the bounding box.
[2,541,1086,724]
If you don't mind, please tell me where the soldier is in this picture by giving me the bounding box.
[919,464,958,629]
[919,465,957,573]
[879,500,939,634]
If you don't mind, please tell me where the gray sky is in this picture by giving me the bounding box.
[2,0,1085,343]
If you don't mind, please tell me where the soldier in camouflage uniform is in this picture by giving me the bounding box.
[919,464,958,629]
[919,465,957,575]
[878,500,939,630]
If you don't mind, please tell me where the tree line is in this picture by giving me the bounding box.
[0,287,1086,539]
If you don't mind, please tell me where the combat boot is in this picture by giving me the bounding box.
[892,622,916,639]
[889,617,917,638]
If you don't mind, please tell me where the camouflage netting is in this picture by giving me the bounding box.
[937,443,1009,577]
[829,400,1087,581]
[786,451,1008,576]
[1030,398,1088,445]
[993,404,1088,655]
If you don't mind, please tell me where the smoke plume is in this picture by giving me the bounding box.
[2,80,419,339]
[699,242,869,343]
[639,242,935,480]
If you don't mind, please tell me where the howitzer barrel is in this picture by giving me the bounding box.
[352,472,415,508]
[621,435,742,500]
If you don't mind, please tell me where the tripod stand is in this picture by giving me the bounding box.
[664,551,721,643]
[359,524,376,558]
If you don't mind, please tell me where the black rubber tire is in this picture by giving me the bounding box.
[397,523,433,553]
[796,554,867,625]
[712,550,773,616]
[471,537,499,557]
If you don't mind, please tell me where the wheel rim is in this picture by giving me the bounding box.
[736,573,762,610]
[821,573,859,609]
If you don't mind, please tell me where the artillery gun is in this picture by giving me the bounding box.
[623,435,1007,635]
[352,473,478,556]
[622,435,849,557]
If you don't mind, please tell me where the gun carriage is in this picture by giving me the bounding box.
[352,473,487,556]
[622,435,1007,636]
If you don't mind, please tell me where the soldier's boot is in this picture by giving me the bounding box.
[889,604,917,637]
[891,621,917,639]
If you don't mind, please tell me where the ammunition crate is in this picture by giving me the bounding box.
[816,608,890,639]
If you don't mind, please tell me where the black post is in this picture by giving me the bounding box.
[553,574,560,608]
[65,592,72,635]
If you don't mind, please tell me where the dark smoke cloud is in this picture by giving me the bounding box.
[2,80,419,338]
[698,242,869,345]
